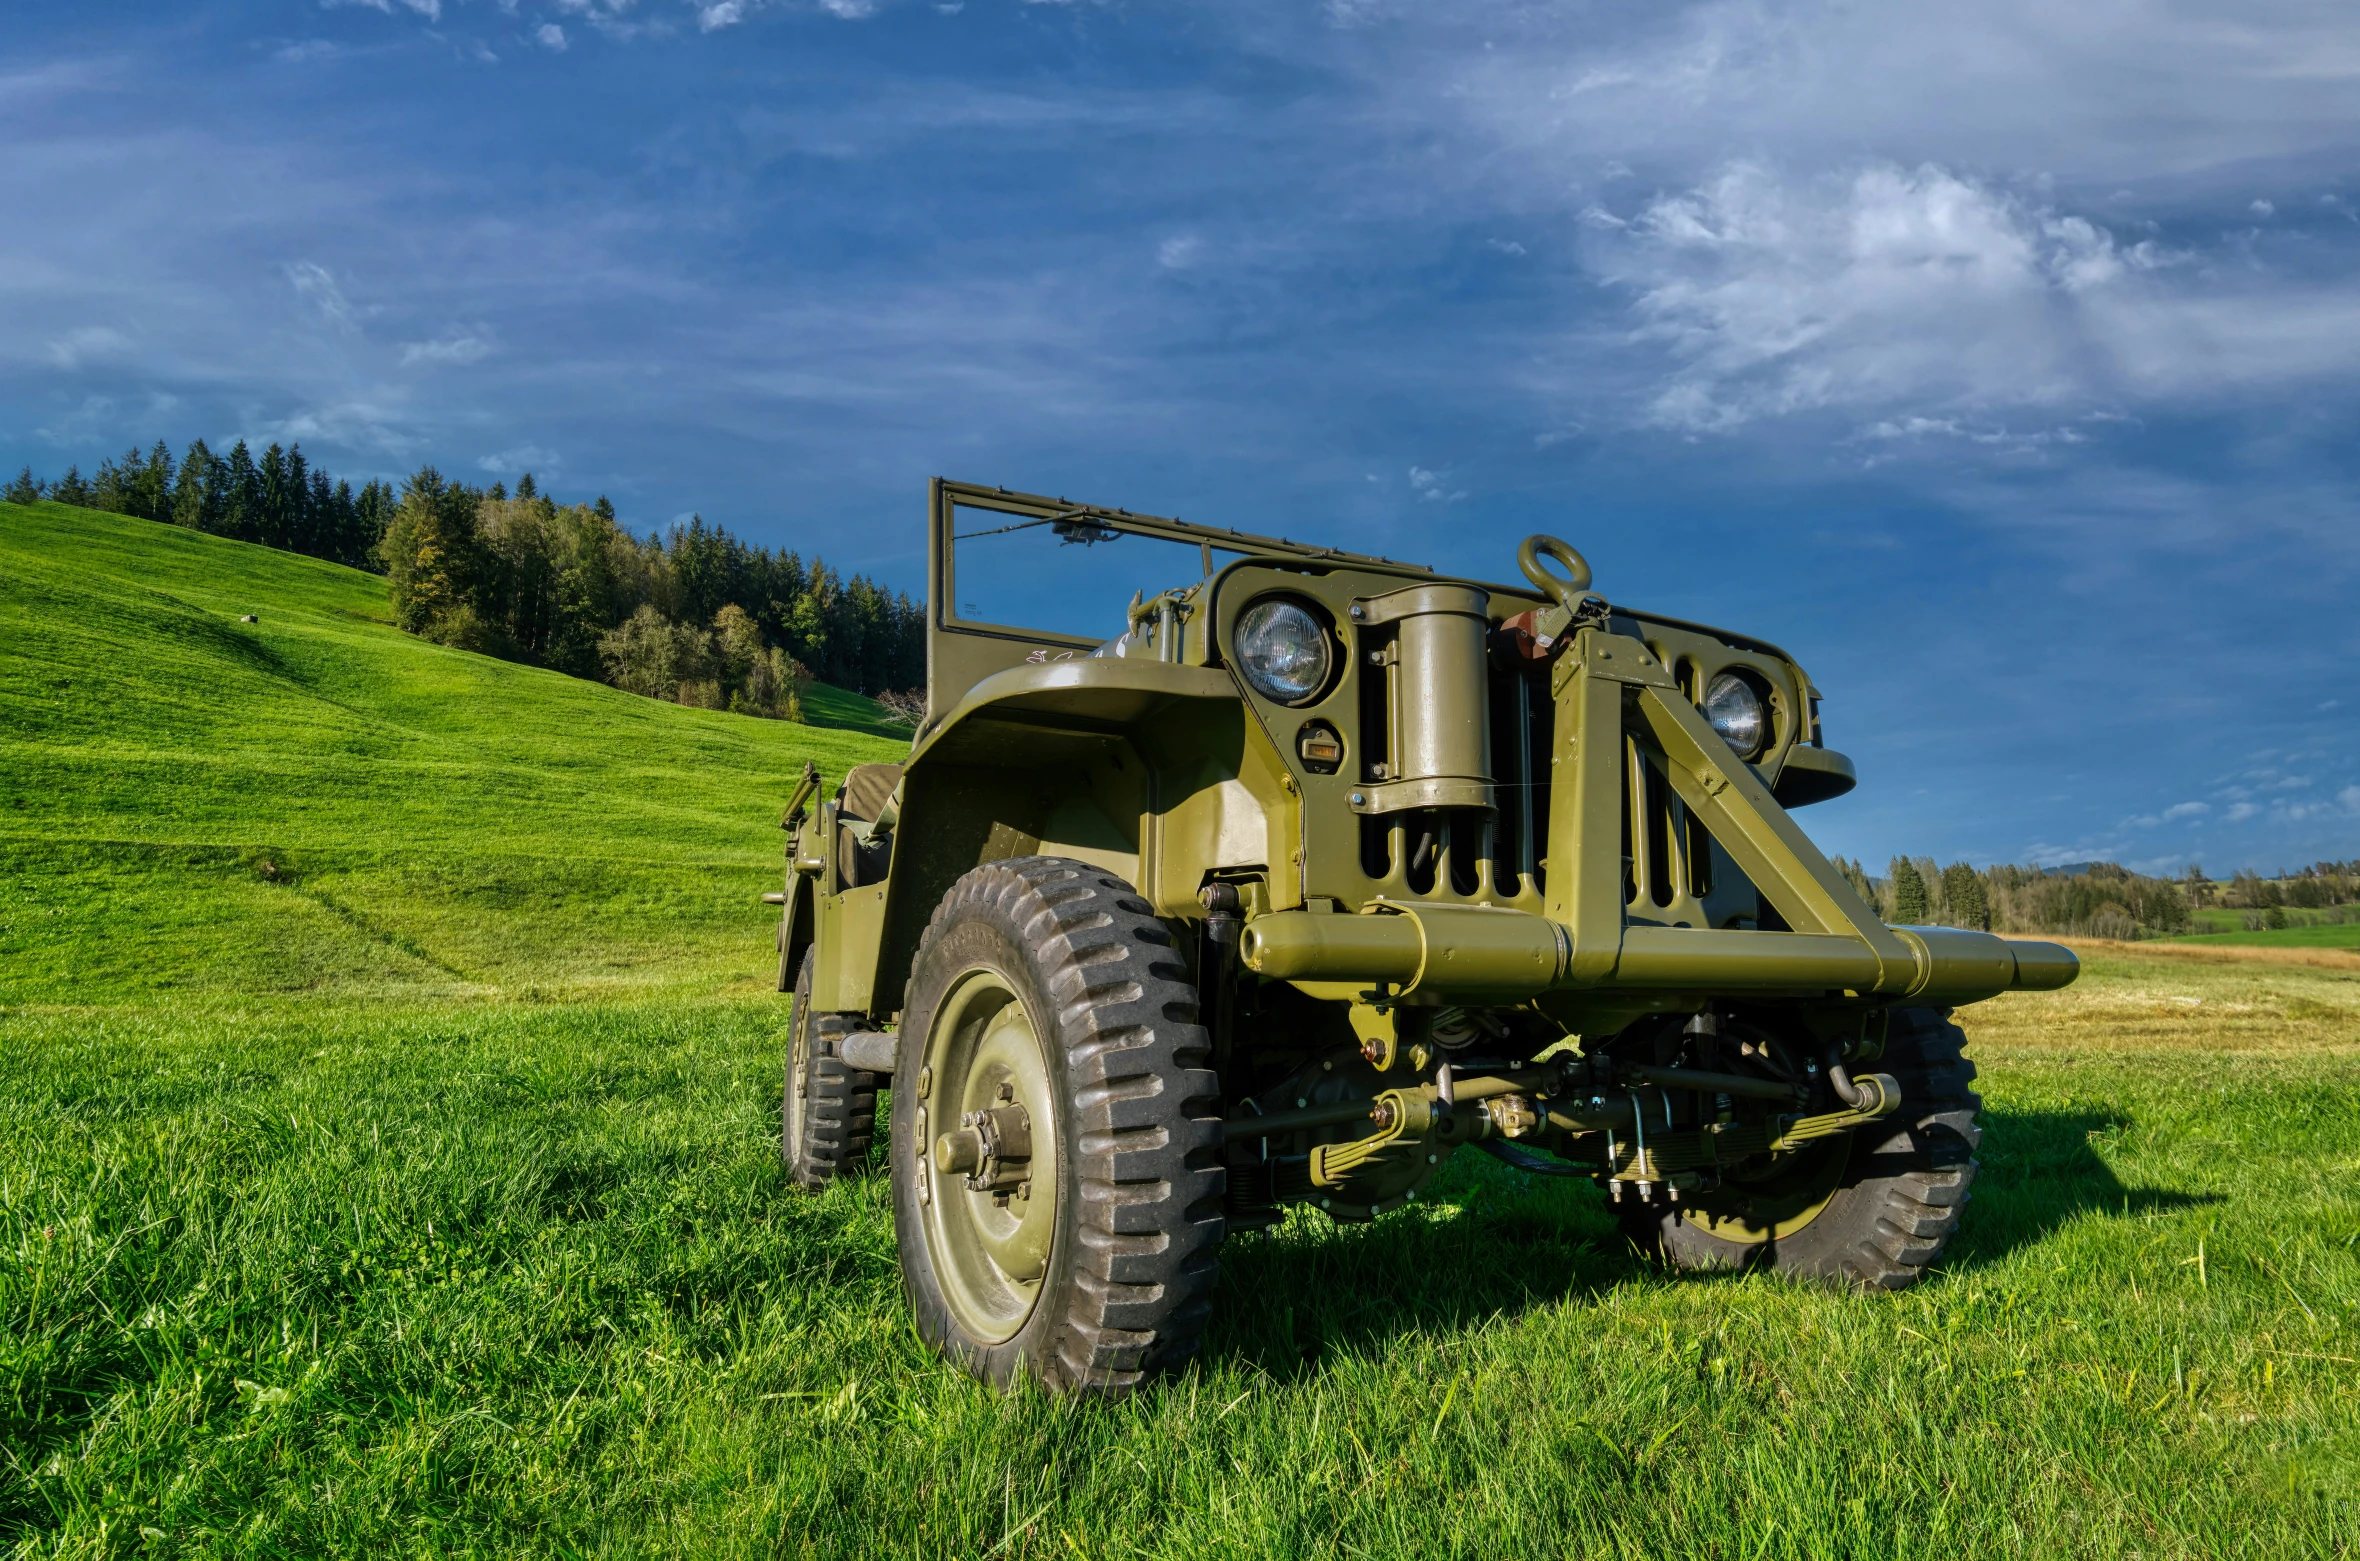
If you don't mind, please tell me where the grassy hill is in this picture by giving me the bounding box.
[1,500,908,1003]
[2,503,2353,1557]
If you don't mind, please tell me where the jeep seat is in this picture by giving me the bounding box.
[836,762,904,888]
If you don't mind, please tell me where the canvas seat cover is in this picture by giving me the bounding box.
[836,762,904,887]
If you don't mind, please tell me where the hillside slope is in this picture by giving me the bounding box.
[0,501,909,1003]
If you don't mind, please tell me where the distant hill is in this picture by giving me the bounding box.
[0,500,909,1004]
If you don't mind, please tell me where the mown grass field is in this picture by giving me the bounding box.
[2178,907,2360,952]
[4,503,2356,1558]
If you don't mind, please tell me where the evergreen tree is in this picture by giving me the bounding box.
[324,478,357,565]
[51,465,92,507]
[3,467,40,504]
[258,443,294,549]
[1913,856,1945,923]
[92,447,139,516]
[222,441,260,540]
[1940,862,1989,930]
[134,440,175,520]
[286,445,313,553]
[516,472,537,500]
[172,440,215,530]
[354,480,396,567]
[381,466,483,638]
[1832,856,1879,910]
[784,559,840,681]
[1889,857,1930,923]
[307,468,337,559]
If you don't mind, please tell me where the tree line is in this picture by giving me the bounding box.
[9,441,393,571]
[8,442,925,719]
[1828,857,2360,940]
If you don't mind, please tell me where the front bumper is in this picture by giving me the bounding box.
[1239,901,2076,1006]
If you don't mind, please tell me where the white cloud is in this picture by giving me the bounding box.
[324,0,442,19]
[1486,238,1527,256]
[256,400,419,456]
[399,330,493,366]
[275,40,341,63]
[537,24,568,49]
[479,444,561,474]
[44,325,134,369]
[2342,785,2360,812]
[1573,158,2360,433]
[1157,234,1203,270]
[1454,0,2360,193]
[1425,3,2360,438]
[1407,465,1466,503]
[2225,802,2258,821]
[285,260,361,332]
[2161,801,2209,821]
[1584,162,2249,431]
[696,1,745,28]
[818,0,877,15]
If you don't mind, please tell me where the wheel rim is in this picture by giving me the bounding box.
[1679,1135,1851,1245]
[916,966,1060,1345]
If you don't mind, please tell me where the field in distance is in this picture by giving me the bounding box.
[2,503,2355,1557]
[2178,905,2360,952]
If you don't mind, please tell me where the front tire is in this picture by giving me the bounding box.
[891,857,1225,1394]
[1624,1006,1982,1291]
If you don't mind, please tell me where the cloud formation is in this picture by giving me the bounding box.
[398,331,494,366]
[285,260,361,333]
[1578,160,2360,434]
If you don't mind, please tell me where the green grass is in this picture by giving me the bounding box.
[2178,908,2360,951]
[4,505,2357,1557]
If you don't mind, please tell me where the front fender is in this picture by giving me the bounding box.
[908,657,1238,768]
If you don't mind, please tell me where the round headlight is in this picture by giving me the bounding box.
[1702,671,1767,758]
[1233,598,1333,706]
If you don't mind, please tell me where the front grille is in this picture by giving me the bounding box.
[1345,649,1741,929]
[1355,663,1552,909]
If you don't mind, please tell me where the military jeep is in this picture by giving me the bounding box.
[775,479,2077,1395]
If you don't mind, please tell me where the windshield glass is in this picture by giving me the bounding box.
[948,500,1247,640]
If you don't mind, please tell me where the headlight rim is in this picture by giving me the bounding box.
[1231,594,1337,708]
[1701,667,1771,761]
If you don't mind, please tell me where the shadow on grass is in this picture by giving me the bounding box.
[1198,1107,2223,1372]
[1201,1160,1646,1380]
[1943,1106,2224,1270]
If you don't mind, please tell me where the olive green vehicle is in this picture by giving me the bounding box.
[774,479,2077,1395]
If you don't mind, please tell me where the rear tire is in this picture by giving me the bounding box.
[1623,1006,1981,1291]
[890,857,1225,1395]
[783,949,878,1189]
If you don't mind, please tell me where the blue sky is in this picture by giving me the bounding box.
[6,0,2357,875]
